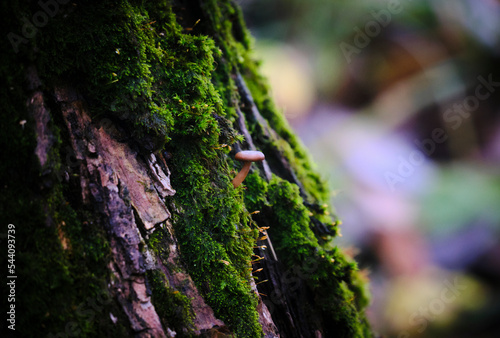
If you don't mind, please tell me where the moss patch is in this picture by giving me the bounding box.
[244,173,372,336]
[147,269,196,337]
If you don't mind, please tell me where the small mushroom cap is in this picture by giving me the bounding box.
[234,150,265,162]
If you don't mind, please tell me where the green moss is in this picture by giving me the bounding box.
[169,142,262,337]
[147,228,171,266]
[35,0,228,151]
[147,270,196,337]
[0,61,128,337]
[244,173,371,336]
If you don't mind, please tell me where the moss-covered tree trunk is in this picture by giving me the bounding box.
[1,1,372,337]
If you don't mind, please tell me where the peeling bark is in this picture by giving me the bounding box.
[29,91,52,168]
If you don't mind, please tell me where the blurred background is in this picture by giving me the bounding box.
[237,0,500,337]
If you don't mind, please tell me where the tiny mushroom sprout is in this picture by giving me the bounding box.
[232,150,265,188]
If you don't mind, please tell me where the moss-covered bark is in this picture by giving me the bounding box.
[1,0,372,337]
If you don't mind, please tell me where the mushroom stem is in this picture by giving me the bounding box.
[232,161,252,188]
[232,150,265,188]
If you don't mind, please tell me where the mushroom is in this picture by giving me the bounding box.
[232,150,265,188]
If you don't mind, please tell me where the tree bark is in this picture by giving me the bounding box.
[0,1,372,337]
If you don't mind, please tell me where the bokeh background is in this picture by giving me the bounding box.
[237,0,500,337]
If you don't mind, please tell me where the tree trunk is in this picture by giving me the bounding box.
[1,1,372,337]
